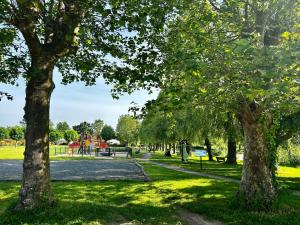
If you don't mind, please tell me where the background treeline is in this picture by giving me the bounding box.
[0,114,140,147]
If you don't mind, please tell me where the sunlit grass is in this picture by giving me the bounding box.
[0,163,299,225]
[0,146,142,161]
[0,145,65,160]
[150,151,300,191]
[0,163,299,224]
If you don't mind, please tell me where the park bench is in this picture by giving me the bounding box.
[109,147,133,158]
[216,156,226,162]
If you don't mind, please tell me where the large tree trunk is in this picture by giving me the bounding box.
[16,62,55,209]
[238,103,276,209]
[226,113,237,164]
[204,137,213,161]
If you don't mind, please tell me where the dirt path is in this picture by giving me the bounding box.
[140,156,240,184]
[179,209,224,225]
[141,152,152,159]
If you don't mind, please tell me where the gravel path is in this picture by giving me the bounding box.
[0,160,149,181]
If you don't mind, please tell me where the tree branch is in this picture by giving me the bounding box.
[9,0,43,60]
[208,0,220,11]
[46,0,87,58]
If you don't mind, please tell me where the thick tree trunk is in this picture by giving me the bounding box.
[16,63,55,209]
[238,103,276,208]
[204,137,213,161]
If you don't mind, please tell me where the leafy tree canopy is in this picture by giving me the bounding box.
[93,119,104,137]
[49,130,63,143]
[116,114,139,144]
[64,129,79,142]
[0,127,9,140]
[0,0,179,94]
[56,122,70,132]
[73,122,94,135]
[9,126,24,141]
[101,125,116,141]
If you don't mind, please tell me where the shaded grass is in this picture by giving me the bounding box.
[0,162,300,225]
[150,152,300,191]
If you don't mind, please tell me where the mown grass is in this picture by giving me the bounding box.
[0,146,142,161]
[0,145,67,160]
[0,162,299,225]
[150,151,300,191]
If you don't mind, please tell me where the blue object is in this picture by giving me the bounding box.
[195,150,207,157]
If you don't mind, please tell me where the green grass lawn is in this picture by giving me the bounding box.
[0,146,142,161]
[0,162,299,225]
[0,145,68,160]
[150,151,300,191]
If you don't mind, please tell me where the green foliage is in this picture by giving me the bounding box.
[0,127,9,140]
[153,0,300,205]
[73,122,93,135]
[64,130,79,143]
[56,122,70,133]
[92,119,104,137]
[278,140,300,167]
[116,115,139,144]
[49,120,54,130]
[8,126,24,141]
[100,125,116,141]
[49,130,63,143]
[0,0,179,93]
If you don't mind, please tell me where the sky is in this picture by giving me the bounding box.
[0,70,158,129]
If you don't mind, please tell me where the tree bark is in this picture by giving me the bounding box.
[226,113,237,164]
[227,135,237,164]
[204,137,213,161]
[238,103,276,208]
[16,62,55,209]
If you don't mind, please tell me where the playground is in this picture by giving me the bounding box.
[67,134,136,158]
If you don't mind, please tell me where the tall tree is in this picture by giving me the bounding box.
[64,130,79,143]
[100,125,116,141]
[0,0,176,209]
[116,115,139,144]
[9,126,24,147]
[0,127,9,140]
[162,0,300,208]
[92,119,104,138]
[73,122,94,135]
[225,112,237,164]
[56,122,70,133]
[49,130,63,144]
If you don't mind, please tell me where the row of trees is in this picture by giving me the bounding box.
[138,97,241,163]
[136,0,300,210]
[49,115,139,144]
[1,116,140,146]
